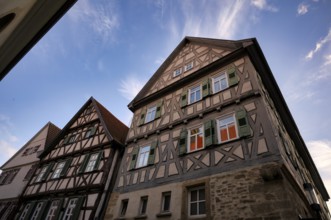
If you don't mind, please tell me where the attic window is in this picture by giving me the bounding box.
[173,68,182,77]
[184,62,193,72]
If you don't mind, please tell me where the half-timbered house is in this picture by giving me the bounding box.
[0,122,60,220]
[105,37,330,219]
[16,97,128,220]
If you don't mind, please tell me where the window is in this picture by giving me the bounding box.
[189,186,206,217]
[45,200,62,220]
[0,169,20,185]
[212,73,228,93]
[139,196,148,215]
[78,152,102,173]
[145,106,157,123]
[217,115,238,143]
[30,202,43,220]
[85,126,96,138]
[35,166,48,182]
[52,162,66,179]
[188,85,201,104]
[19,203,31,220]
[62,197,83,220]
[184,62,193,72]
[119,199,128,217]
[161,192,171,213]
[68,135,76,143]
[188,126,204,152]
[22,145,40,156]
[173,68,182,77]
[24,165,37,181]
[137,146,151,168]
[85,153,100,172]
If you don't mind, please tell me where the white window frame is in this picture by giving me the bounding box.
[35,165,48,182]
[63,198,78,219]
[85,153,99,172]
[188,186,206,217]
[184,62,193,72]
[216,114,239,144]
[187,125,204,153]
[145,106,157,123]
[136,146,151,168]
[45,200,60,220]
[52,161,66,179]
[173,68,182,77]
[212,72,228,94]
[188,85,202,104]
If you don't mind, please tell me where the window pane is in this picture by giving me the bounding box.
[190,203,197,215]
[190,136,196,151]
[191,190,197,201]
[163,195,170,211]
[199,201,206,214]
[220,128,228,141]
[228,124,237,139]
[199,188,205,200]
[197,135,203,149]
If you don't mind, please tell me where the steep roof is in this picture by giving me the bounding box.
[128,36,254,111]
[0,122,60,169]
[39,97,128,158]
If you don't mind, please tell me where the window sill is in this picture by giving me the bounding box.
[115,217,126,220]
[156,212,172,218]
[134,215,147,220]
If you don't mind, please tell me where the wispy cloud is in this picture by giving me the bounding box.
[68,0,119,43]
[306,28,331,60]
[297,3,309,15]
[251,0,278,12]
[0,114,18,165]
[118,75,146,101]
[323,54,331,66]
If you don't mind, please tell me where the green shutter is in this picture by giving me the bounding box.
[139,108,147,126]
[202,79,210,98]
[236,109,251,137]
[71,197,85,220]
[204,120,215,147]
[155,100,163,119]
[148,141,157,165]
[227,67,238,86]
[60,158,72,177]
[130,147,139,170]
[178,129,187,156]
[63,136,69,145]
[78,154,90,174]
[180,90,188,107]
[42,163,54,181]
[90,126,97,136]
[36,201,49,220]
[93,151,103,171]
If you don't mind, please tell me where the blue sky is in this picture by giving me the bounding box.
[1,0,331,208]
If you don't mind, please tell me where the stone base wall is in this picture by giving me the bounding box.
[210,162,312,220]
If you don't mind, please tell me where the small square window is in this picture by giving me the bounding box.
[188,85,201,104]
[188,186,206,217]
[188,126,204,152]
[173,68,182,77]
[145,106,157,123]
[68,135,76,144]
[136,146,151,168]
[85,127,96,138]
[120,199,129,217]
[139,196,148,215]
[212,73,228,93]
[161,192,171,212]
[184,62,193,72]
[217,115,238,143]
[35,166,49,183]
